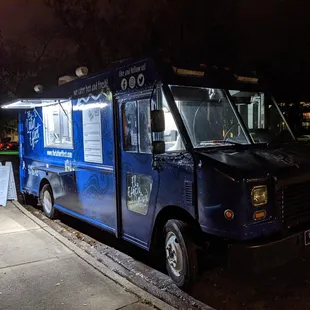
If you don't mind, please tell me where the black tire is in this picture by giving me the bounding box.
[164,219,198,290]
[39,184,58,219]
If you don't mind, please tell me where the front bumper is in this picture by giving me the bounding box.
[228,231,310,272]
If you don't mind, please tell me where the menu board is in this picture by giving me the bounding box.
[0,166,10,206]
[82,107,103,163]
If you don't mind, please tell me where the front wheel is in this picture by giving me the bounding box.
[164,220,198,290]
[39,184,58,219]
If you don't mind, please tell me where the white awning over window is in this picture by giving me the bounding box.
[1,98,68,110]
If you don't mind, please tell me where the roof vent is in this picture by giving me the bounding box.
[75,66,88,77]
[34,84,44,93]
[58,75,77,85]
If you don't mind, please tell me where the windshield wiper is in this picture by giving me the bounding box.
[200,140,242,146]
[213,139,243,146]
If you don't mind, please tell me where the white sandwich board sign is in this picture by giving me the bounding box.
[5,162,17,201]
[0,165,10,206]
[0,161,17,207]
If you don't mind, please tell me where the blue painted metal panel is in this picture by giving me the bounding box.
[149,153,196,248]
[17,55,291,251]
[54,204,115,233]
[20,72,118,232]
[116,95,159,249]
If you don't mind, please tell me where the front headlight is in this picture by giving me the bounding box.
[251,185,268,207]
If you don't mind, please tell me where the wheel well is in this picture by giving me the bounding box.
[151,206,202,250]
[38,178,51,203]
[39,178,50,193]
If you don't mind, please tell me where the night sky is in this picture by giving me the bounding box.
[0,1,308,62]
[0,1,308,53]
[0,1,54,38]
[0,0,309,101]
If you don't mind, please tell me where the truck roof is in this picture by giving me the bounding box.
[2,56,264,109]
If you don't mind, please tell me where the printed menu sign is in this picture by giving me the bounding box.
[82,108,103,163]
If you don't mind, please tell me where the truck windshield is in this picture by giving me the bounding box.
[170,85,295,148]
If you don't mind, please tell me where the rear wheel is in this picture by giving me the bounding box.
[40,184,58,219]
[164,219,198,290]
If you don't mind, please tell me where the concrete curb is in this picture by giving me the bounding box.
[12,201,175,310]
[15,201,215,310]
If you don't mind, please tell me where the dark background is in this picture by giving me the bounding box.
[2,3,310,308]
[0,0,309,123]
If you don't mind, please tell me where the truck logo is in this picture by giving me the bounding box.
[137,73,145,87]
[129,76,136,89]
[26,111,40,150]
[121,78,128,90]
[127,174,152,215]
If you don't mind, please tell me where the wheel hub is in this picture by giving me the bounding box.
[43,191,52,214]
[165,232,183,277]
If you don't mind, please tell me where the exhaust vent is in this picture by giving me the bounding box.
[58,75,77,85]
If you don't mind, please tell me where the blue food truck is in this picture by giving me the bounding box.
[3,57,310,289]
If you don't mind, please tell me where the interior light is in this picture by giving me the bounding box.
[234,75,258,84]
[1,99,68,109]
[73,102,108,111]
[172,66,205,77]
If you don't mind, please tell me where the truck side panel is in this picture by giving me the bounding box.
[20,76,117,233]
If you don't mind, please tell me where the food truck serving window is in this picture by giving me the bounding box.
[42,100,73,149]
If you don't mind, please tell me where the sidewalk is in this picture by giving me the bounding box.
[0,202,174,310]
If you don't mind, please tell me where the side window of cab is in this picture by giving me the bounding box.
[122,99,152,153]
[157,87,185,152]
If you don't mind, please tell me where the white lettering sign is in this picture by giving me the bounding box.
[118,62,147,78]
[118,63,147,90]
[73,78,109,97]
[27,164,39,177]
[46,150,73,158]
[127,174,152,215]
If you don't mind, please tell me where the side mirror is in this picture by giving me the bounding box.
[151,110,165,132]
[152,141,165,154]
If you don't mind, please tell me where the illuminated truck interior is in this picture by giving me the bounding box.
[162,86,294,151]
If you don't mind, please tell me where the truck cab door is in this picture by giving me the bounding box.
[117,96,158,249]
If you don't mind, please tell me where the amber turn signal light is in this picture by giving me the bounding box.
[253,210,266,221]
[224,209,234,220]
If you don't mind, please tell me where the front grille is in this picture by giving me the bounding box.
[280,181,310,229]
